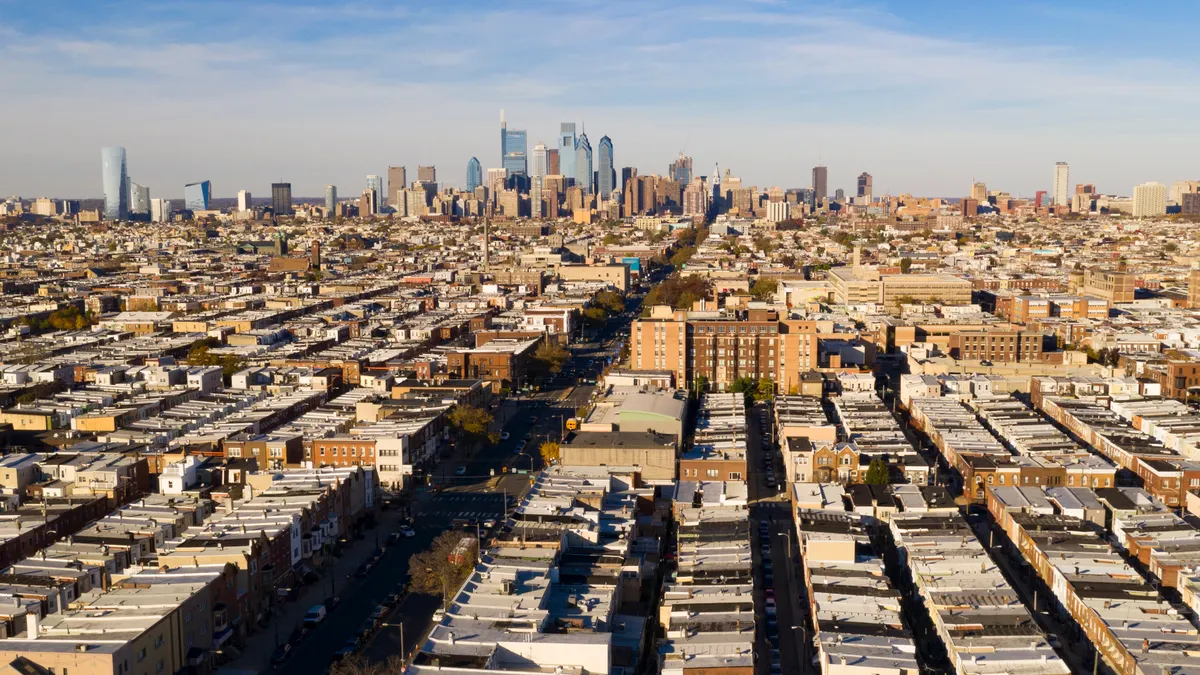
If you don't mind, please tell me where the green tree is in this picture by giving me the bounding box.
[533,340,569,375]
[750,278,778,301]
[448,405,496,447]
[408,531,476,598]
[899,257,912,274]
[864,458,891,485]
[754,378,776,402]
[594,290,625,314]
[1164,242,1178,253]
[690,375,709,398]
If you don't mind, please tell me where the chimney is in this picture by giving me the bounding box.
[25,611,40,639]
[839,656,847,666]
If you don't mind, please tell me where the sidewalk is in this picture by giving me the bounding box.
[219,508,405,674]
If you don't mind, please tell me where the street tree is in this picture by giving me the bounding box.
[864,458,891,485]
[539,441,560,465]
[533,340,569,375]
[407,531,475,598]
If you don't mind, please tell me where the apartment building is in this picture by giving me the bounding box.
[629,306,818,392]
[947,328,1044,362]
[1071,267,1135,303]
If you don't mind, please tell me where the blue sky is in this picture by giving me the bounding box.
[2,0,1197,199]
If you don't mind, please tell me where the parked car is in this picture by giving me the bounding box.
[387,532,402,544]
[398,525,416,537]
[454,465,467,476]
[353,563,371,578]
[384,593,402,606]
[302,605,327,626]
[270,645,292,665]
[370,605,388,620]
[325,596,341,611]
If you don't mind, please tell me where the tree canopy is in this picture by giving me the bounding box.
[864,458,891,485]
[644,275,711,311]
[750,278,778,301]
[533,340,569,375]
[408,531,476,598]
[448,404,497,446]
[539,441,560,465]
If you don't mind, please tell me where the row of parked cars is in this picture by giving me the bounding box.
[758,521,782,675]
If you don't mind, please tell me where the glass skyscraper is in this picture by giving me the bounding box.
[466,157,483,193]
[597,136,614,199]
[101,146,129,221]
[184,181,212,211]
[503,129,527,177]
[531,142,548,178]
[574,133,593,195]
[366,175,383,213]
[558,123,576,182]
[272,183,293,215]
[325,185,337,217]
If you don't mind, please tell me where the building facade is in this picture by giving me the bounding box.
[101,146,130,221]
[271,182,292,215]
[574,132,593,195]
[184,181,212,211]
[465,157,482,193]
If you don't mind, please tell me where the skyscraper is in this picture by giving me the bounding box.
[325,185,337,217]
[271,182,293,215]
[547,149,560,176]
[502,126,528,178]
[970,181,988,203]
[129,181,150,216]
[150,198,172,223]
[418,166,436,183]
[1133,182,1167,218]
[670,154,693,184]
[531,142,549,179]
[366,175,383,213]
[574,132,593,195]
[559,123,577,183]
[100,147,129,221]
[531,175,544,219]
[811,166,828,203]
[184,181,212,211]
[597,136,614,200]
[387,166,407,205]
[466,157,483,193]
[857,172,873,198]
[1053,162,1070,207]
[237,190,252,212]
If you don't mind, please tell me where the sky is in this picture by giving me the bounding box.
[2,0,1198,200]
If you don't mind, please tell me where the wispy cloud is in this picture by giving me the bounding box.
[0,0,1196,198]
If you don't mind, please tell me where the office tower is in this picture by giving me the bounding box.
[501,114,528,177]
[150,198,172,223]
[670,154,693,185]
[184,181,212,211]
[237,190,252,212]
[559,123,577,182]
[531,142,548,178]
[366,175,383,213]
[597,136,614,200]
[129,181,150,216]
[857,172,873,198]
[1053,162,1069,207]
[360,189,377,217]
[711,163,722,209]
[970,181,987,203]
[325,185,337,217]
[531,175,544,219]
[547,149,560,176]
[418,166,436,183]
[271,182,293,215]
[387,166,407,205]
[465,157,483,193]
[574,132,593,195]
[1169,181,1200,203]
[834,188,845,202]
[1133,182,1167,218]
[486,168,507,201]
[811,166,828,202]
[100,146,130,220]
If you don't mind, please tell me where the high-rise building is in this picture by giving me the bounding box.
[366,175,383,213]
[531,142,549,179]
[237,190,252,212]
[574,133,593,195]
[857,172,872,198]
[418,166,436,183]
[150,198,172,223]
[547,149,560,176]
[486,168,507,201]
[597,135,614,200]
[387,166,406,205]
[360,189,377,217]
[1053,162,1070,207]
[812,166,828,203]
[670,154,693,185]
[1133,182,1167,218]
[129,181,150,216]
[466,157,483,193]
[184,181,212,211]
[1183,193,1200,216]
[834,188,845,202]
[271,182,293,215]
[558,123,577,183]
[970,181,988,203]
[503,129,528,177]
[1189,264,1200,309]
[1170,181,1200,204]
[100,146,130,221]
[325,185,337,217]
[531,175,544,219]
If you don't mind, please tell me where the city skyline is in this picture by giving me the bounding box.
[4,1,1200,198]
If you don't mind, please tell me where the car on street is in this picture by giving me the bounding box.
[385,593,402,606]
[332,646,357,663]
[500,431,510,440]
[325,595,341,611]
[288,627,308,646]
[516,440,526,451]
[483,518,497,529]
[398,524,416,537]
[270,645,292,665]
[370,605,388,620]
[303,605,327,626]
[387,531,402,544]
[353,562,371,578]
[454,465,467,475]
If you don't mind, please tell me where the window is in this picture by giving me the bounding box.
[155,634,164,648]
[227,448,242,459]
[729,472,742,480]
[706,469,719,478]
[987,475,994,485]
[138,648,147,662]
[841,457,851,465]
[269,448,282,458]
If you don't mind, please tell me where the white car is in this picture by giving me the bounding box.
[500,431,510,441]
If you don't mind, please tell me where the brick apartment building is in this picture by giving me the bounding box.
[948,329,1045,362]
